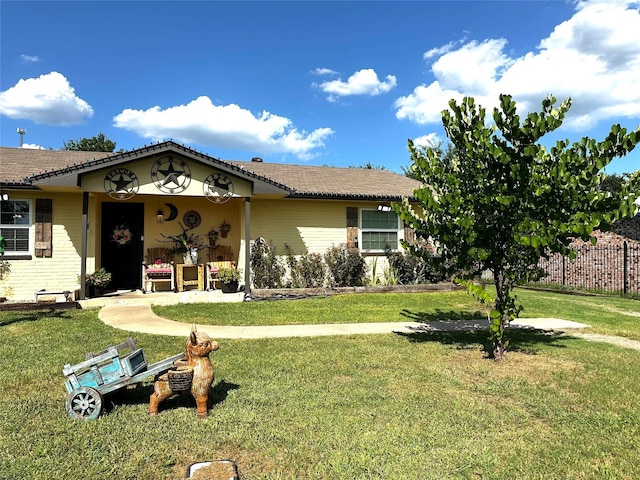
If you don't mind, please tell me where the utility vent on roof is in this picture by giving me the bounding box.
[251,157,263,162]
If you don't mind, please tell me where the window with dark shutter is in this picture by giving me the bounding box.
[35,199,53,257]
[403,223,416,246]
[346,207,358,248]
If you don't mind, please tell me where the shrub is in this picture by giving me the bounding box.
[285,244,326,288]
[0,235,10,282]
[250,238,285,288]
[324,244,367,287]
[385,245,445,284]
[217,266,242,284]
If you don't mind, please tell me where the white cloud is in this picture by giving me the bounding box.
[432,39,512,94]
[20,54,40,63]
[413,133,443,149]
[113,95,334,161]
[0,71,93,125]
[394,81,467,125]
[315,68,397,102]
[312,67,338,76]
[423,41,456,60]
[396,0,640,131]
[21,143,44,149]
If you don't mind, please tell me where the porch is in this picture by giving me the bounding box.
[78,288,245,309]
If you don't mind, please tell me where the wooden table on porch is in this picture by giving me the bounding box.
[175,264,205,292]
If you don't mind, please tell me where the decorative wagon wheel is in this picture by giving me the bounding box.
[66,387,103,420]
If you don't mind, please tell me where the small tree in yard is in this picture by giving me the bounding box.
[395,94,639,360]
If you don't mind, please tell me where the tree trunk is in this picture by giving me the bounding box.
[491,269,509,361]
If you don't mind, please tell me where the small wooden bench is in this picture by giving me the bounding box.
[35,289,76,302]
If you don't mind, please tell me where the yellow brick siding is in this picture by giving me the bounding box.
[1,195,410,299]
[1,192,91,300]
[250,199,348,254]
[248,199,416,286]
[249,198,410,255]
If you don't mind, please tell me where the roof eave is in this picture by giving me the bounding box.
[288,193,416,202]
[0,181,38,190]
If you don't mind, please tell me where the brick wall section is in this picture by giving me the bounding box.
[538,217,640,295]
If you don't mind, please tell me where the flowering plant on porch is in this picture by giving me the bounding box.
[84,268,112,288]
[160,223,207,255]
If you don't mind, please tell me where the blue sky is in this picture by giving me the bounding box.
[1,0,639,175]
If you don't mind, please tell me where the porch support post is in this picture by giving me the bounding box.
[80,192,89,299]
[244,197,251,292]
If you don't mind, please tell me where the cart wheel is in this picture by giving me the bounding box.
[66,387,103,420]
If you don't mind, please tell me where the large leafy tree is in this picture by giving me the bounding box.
[62,132,116,152]
[396,94,639,360]
[600,172,629,195]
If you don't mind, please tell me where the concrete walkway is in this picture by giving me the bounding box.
[89,289,640,350]
[569,332,640,350]
[97,302,592,339]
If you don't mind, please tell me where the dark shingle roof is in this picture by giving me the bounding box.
[0,148,112,185]
[0,144,419,199]
[230,161,419,200]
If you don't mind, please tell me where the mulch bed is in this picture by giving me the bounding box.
[0,301,80,312]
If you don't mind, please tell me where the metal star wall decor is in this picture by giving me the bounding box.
[203,173,234,204]
[104,168,140,200]
[151,156,191,194]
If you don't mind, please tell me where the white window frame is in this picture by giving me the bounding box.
[359,208,403,252]
[0,199,33,255]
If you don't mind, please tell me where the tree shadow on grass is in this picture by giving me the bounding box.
[397,308,573,356]
[0,309,72,327]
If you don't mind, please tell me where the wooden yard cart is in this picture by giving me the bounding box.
[62,337,184,420]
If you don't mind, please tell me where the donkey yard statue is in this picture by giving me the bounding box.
[148,325,219,418]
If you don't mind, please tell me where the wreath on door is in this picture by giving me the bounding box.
[112,224,132,246]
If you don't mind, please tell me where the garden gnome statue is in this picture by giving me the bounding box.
[148,325,219,418]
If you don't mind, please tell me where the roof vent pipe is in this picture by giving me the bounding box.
[251,157,263,162]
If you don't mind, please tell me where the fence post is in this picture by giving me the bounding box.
[562,255,566,286]
[623,241,628,295]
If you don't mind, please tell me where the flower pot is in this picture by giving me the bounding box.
[183,250,198,265]
[220,281,238,293]
[87,286,104,298]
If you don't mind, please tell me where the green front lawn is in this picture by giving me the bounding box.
[154,290,489,326]
[154,288,640,340]
[1,290,639,479]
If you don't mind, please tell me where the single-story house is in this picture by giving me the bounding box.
[0,141,420,301]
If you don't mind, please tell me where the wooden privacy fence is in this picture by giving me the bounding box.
[535,242,640,296]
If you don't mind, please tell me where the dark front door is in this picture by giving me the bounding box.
[101,202,144,290]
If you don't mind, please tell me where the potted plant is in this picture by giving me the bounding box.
[207,228,219,248]
[219,220,231,238]
[216,266,242,293]
[160,223,207,264]
[85,267,112,297]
